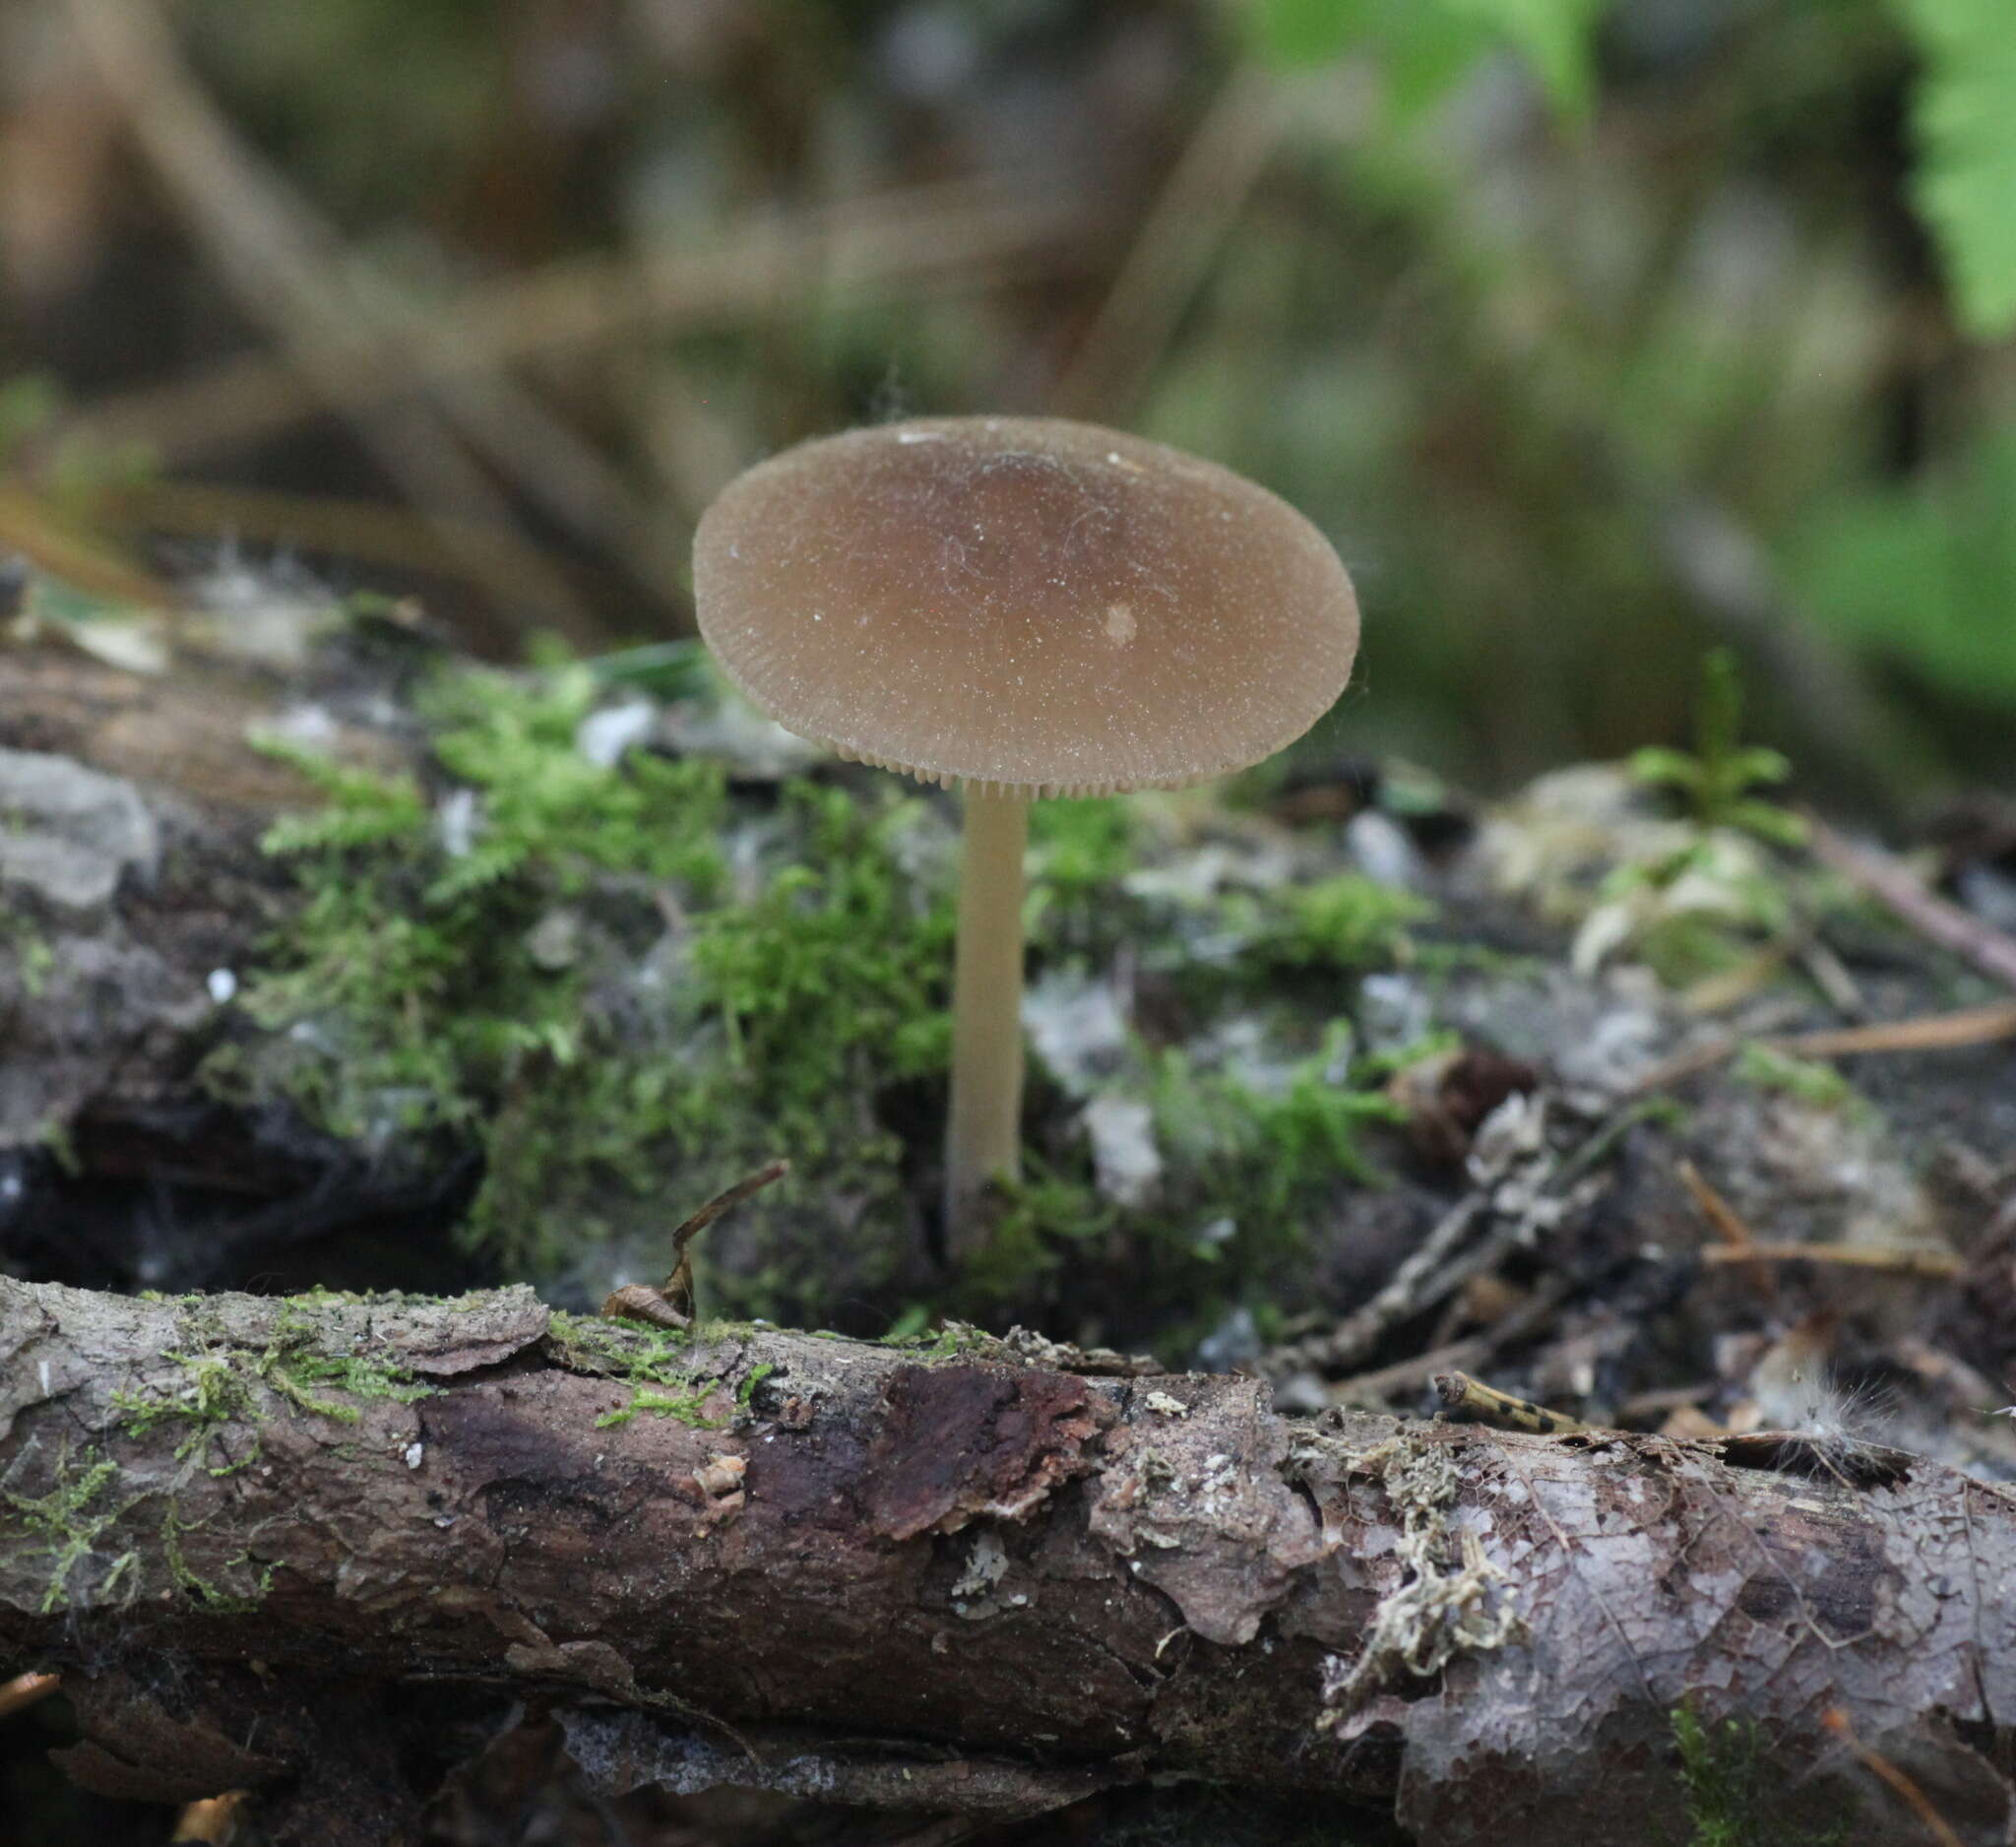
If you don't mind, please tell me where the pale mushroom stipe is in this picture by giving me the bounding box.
[693,415,1360,1256]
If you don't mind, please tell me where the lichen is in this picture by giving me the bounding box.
[1318,1433,1526,1730]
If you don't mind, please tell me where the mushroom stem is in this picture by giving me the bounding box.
[945,786,1030,1252]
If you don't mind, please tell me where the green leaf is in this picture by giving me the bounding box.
[1628,746,1705,793]
[1784,428,2016,707]
[1246,0,1601,120]
[1446,0,1604,116]
[1889,0,2016,336]
[1247,0,1373,66]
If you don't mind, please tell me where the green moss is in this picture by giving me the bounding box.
[960,1024,1406,1346]
[111,1304,429,1448]
[3,911,54,998]
[1027,796,1140,947]
[1732,1043,1863,1115]
[958,1165,1118,1307]
[215,654,950,1309]
[1671,1707,1849,1847]
[545,1309,695,1383]
[1248,873,1435,974]
[160,1508,274,1614]
[2,1445,140,1615]
[260,1304,433,1420]
[875,1319,989,1360]
[547,1311,764,1428]
[110,1350,254,1466]
[595,1383,724,1430]
[1632,650,1807,848]
[216,646,1453,1336]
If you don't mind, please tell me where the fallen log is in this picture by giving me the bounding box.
[2,1278,2011,1845]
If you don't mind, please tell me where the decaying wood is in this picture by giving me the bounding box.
[3,1278,2013,1846]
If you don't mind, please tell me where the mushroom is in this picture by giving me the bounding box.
[693,415,1359,1254]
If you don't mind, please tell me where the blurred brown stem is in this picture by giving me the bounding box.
[62,0,599,641]
[60,182,1092,471]
[1050,64,1292,422]
[1804,812,2016,993]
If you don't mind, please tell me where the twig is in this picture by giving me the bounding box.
[1267,1099,1636,1381]
[0,483,174,609]
[1775,1002,2016,1058]
[1821,1707,1965,1847]
[1796,935,1866,1016]
[1614,1383,1717,1425]
[1629,998,2016,1095]
[1433,1369,1585,1434]
[667,1160,791,1266]
[1676,1160,1759,1250]
[1805,812,2016,993]
[1325,1276,1570,1406]
[1676,1159,1774,1301]
[601,1160,790,1328]
[1329,1337,1488,1403]
[1697,1242,1963,1279]
[90,478,598,600]
[1261,1192,1488,1378]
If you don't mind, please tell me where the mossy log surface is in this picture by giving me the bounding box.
[3,1276,2014,1846]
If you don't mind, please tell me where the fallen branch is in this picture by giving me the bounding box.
[3,1278,2013,1846]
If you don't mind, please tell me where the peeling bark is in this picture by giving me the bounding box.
[2,1278,2012,1845]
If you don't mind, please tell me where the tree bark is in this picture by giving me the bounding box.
[2,1277,2012,1845]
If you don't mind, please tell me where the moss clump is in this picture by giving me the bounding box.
[1631,650,1806,849]
[214,652,951,1315]
[212,655,727,1170]
[1671,1706,1849,1847]
[160,1508,274,1614]
[1731,1043,1864,1115]
[110,1350,254,1467]
[546,1311,758,1428]
[958,1026,1412,1346]
[595,1383,724,1430]
[259,1307,433,1424]
[220,645,1448,1341]
[1245,873,1434,975]
[1,1445,140,1614]
[874,1317,990,1360]
[110,1302,430,1451]
[545,1309,695,1383]
[1026,796,1142,949]
[2,912,55,999]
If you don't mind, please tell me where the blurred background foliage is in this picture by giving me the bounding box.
[3,0,2014,807]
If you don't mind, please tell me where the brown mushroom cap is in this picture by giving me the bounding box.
[693,415,1359,798]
